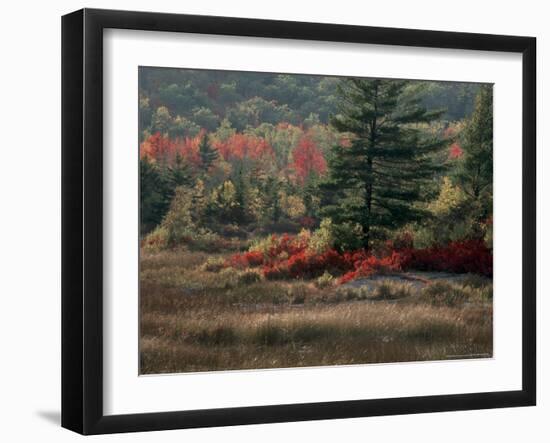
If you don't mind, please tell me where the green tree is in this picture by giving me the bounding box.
[264,176,281,223]
[168,153,192,188]
[455,85,493,205]
[192,107,220,131]
[139,96,152,140]
[209,180,240,222]
[140,158,173,233]
[303,176,320,218]
[168,115,200,139]
[321,78,447,250]
[150,106,172,135]
[232,167,248,223]
[198,133,219,172]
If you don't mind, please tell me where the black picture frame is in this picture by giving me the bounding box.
[62,8,536,435]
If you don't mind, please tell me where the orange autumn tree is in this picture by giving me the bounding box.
[290,136,327,184]
[213,133,274,162]
[140,132,176,164]
[140,131,204,167]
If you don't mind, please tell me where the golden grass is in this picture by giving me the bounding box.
[140,249,493,374]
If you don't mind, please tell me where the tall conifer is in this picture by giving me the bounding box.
[198,133,218,172]
[455,85,493,203]
[321,79,447,249]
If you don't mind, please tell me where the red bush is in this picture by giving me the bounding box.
[225,235,492,282]
[338,252,404,284]
[398,240,492,277]
[226,250,265,268]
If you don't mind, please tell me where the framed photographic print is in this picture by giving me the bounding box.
[62,8,536,435]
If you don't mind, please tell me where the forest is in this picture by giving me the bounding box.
[139,67,493,374]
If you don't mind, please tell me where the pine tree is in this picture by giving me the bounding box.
[265,176,281,223]
[168,153,191,188]
[231,167,248,223]
[303,176,319,218]
[140,157,173,233]
[321,79,447,250]
[198,133,218,172]
[455,85,493,203]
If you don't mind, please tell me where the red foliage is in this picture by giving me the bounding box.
[398,240,492,277]
[173,134,202,166]
[290,136,327,184]
[213,133,274,162]
[140,132,204,167]
[226,235,492,282]
[225,234,309,270]
[140,132,176,163]
[449,142,464,159]
[338,252,404,284]
[226,250,265,268]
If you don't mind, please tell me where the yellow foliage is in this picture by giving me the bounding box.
[429,177,465,216]
[280,194,306,219]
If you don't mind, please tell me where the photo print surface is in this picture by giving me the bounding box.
[139,66,493,375]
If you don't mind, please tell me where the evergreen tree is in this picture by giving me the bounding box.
[168,153,192,188]
[232,167,248,223]
[140,158,173,233]
[321,79,447,250]
[455,85,493,204]
[303,176,319,218]
[265,176,281,223]
[191,179,208,225]
[198,133,219,172]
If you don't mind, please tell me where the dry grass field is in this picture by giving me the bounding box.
[140,248,493,374]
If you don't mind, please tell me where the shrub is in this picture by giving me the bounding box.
[248,233,308,261]
[219,267,238,289]
[335,280,412,301]
[307,218,333,254]
[185,229,225,252]
[199,256,225,273]
[142,226,169,252]
[226,232,492,284]
[315,271,334,289]
[462,273,491,289]
[478,283,493,301]
[263,264,291,280]
[372,280,413,300]
[287,283,309,304]
[335,286,371,302]
[421,281,468,307]
[330,221,365,252]
[390,230,414,251]
[237,269,263,285]
[399,239,492,277]
[338,252,403,284]
[227,250,265,268]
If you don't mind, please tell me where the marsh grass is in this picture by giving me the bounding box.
[417,280,493,307]
[140,249,493,374]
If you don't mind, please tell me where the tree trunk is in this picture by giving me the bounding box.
[363,83,378,251]
[364,155,373,250]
